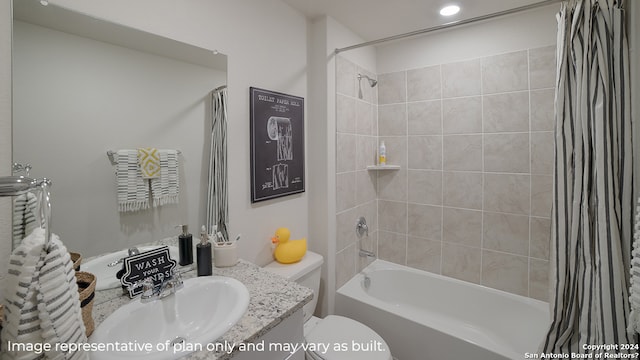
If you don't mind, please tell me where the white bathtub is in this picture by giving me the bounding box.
[335,260,550,360]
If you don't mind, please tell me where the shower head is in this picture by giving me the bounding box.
[358,73,378,87]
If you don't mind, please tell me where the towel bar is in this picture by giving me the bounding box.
[106,149,182,165]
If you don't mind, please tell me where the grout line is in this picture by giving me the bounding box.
[404,70,410,266]
[439,64,445,276]
[480,57,485,286]
[527,48,533,298]
[374,68,380,260]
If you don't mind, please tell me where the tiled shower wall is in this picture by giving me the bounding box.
[335,46,556,301]
[335,56,379,289]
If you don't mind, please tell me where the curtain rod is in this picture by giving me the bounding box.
[335,0,562,54]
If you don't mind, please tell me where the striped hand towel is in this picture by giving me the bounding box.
[116,149,149,212]
[12,192,39,249]
[1,228,88,360]
[137,147,160,179]
[2,228,46,360]
[36,233,88,360]
[150,149,179,207]
[629,197,640,333]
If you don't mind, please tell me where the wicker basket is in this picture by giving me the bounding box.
[70,252,82,272]
[75,271,96,337]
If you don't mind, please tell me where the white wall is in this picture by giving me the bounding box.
[376,5,558,73]
[307,17,332,317]
[13,21,226,257]
[307,15,377,316]
[1,0,308,275]
[0,1,12,295]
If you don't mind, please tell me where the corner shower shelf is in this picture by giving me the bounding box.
[366,165,400,171]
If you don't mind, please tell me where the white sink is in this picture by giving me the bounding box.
[90,276,250,360]
[84,246,180,291]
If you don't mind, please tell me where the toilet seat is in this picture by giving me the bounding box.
[304,315,392,360]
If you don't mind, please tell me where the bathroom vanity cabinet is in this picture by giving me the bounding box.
[90,237,311,360]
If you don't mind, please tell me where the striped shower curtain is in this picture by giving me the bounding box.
[540,0,634,354]
[206,87,228,240]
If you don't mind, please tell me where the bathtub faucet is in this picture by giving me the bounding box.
[359,249,376,259]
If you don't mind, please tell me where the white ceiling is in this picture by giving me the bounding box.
[283,0,554,42]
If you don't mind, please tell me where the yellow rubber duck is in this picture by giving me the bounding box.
[271,227,307,264]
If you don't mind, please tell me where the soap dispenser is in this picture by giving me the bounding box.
[177,225,193,266]
[197,225,212,276]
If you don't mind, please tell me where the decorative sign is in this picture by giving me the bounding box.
[250,87,305,203]
[120,246,177,298]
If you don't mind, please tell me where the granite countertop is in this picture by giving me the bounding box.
[90,237,313,359]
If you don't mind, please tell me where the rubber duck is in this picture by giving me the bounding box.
[271,227,307,264]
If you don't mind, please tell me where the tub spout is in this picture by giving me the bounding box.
[359,249,376,258]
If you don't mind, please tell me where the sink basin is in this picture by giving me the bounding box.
[90,276,250,360]
[84,246,180,291]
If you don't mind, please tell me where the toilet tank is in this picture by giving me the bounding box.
[263,251,323,322]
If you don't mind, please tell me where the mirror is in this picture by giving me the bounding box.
[11,1,227,302]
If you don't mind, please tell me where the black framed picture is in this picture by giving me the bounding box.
[250,87,305,203]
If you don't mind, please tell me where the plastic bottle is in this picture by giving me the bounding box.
[177,225,193,266]
[379,141,386,165]
[197,225,212,276]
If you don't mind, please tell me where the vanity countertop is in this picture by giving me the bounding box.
[90,237,313,359]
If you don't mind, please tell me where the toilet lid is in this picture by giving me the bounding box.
[305,315,391,360]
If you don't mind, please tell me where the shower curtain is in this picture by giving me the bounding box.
[541,0,635,354]
[206,87,228,240]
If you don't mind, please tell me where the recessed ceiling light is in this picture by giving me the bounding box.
[440,5,460,16]
[40,0,49,5]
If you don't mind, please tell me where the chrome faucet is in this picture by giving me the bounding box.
[356,216,376,259]
[108,247,141,267]
[129,272,184,303]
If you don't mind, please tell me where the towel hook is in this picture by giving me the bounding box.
[40,178,52,246]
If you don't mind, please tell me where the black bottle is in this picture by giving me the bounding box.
[197,227,212,276]
[177,224,193,266]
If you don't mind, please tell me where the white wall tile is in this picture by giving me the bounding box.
[529,46,556,90]
[378,71,407,104]
[443,96,482,134]
[482,50,529,94]
[484,133,530,173]
[483,92,529,132]
[408,136,442,170]
[442,59,481,98]
[378,104,407,136]
[443,134,483,171]
[407,65,441,101]
[408,100,442,135]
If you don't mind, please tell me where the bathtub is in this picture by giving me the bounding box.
[335,260,550,360]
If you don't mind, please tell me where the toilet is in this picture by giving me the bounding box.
[264,251,392,360]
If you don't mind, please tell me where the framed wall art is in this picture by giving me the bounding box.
[249,87,305,203]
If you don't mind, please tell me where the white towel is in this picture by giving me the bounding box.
[37,235,88,360]
[628,197,640,333]
[1,228,88,360]
[116,149,149,212]
[12,192,39,249]
[150,150,179,207]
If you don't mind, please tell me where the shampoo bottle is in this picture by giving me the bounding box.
[177,225,193,266]
[197,226,212,276]
[379,141,386,165]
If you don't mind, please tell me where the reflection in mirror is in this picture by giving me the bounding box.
[11,1,227,302]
